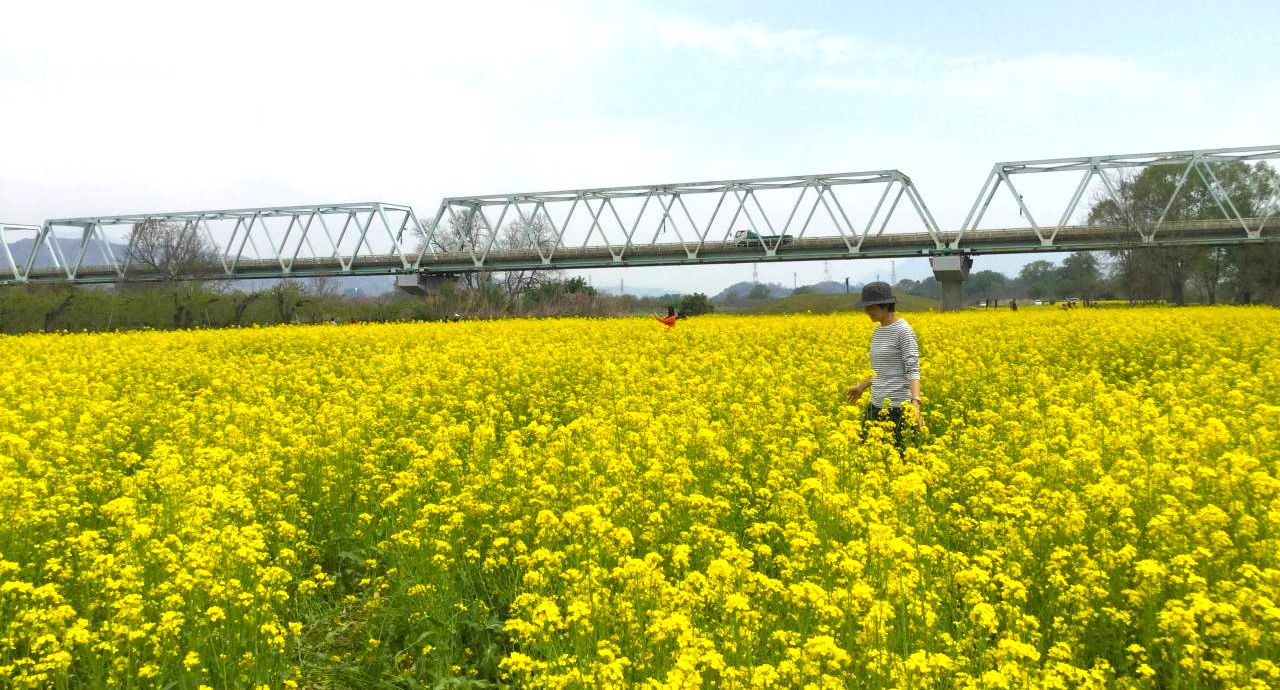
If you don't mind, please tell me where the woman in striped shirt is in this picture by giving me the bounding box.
[846,281,923,447]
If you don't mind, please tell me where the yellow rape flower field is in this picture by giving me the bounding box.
[2,307,1279,689]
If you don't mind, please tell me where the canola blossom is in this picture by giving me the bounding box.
[1,307,1278,689]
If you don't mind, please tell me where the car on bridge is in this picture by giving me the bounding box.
[734,229,795,247]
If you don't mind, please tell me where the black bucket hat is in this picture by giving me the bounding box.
[858,281,896,307]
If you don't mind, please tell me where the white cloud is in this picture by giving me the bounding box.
[649,17,1205,112]
[801,51,1201,111]
[801,75,918,97]
[938,54,1204,104]
[654,16,888,65]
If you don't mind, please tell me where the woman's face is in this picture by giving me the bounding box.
[864,305,884,321]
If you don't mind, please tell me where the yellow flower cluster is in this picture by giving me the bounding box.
[0,307,1277,688]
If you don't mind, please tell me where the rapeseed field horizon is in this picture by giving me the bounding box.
[1,307,1278,688]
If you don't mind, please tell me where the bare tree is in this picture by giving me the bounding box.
[418,209,489,290]
[123,219,221,327]
[125,219,219,281]
[415,208,561,302]
[231,291,263,326]
[269,280,307,323]
[498,214,560,301]
[304,275,341,298]
[1190,247,1228,304]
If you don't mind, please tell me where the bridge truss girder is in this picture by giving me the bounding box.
[5,216,1270,286]
[423,170,943,267]
[959,144,1280,248]
[0,223,47,281]
[12,203,422,284]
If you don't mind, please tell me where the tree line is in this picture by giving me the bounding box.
[0,278,718,335]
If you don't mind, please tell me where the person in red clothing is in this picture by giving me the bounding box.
[652,306,679,330]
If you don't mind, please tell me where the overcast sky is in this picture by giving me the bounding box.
[3,0,1277,293]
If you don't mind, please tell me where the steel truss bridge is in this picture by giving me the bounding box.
[2,145,1276,287]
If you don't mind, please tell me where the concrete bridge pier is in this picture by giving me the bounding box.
[930,255,972,312]
[395,273,455,295]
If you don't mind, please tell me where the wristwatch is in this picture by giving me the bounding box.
[911,398,922,406]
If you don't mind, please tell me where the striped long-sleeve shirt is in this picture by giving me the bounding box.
[869,318,921,409]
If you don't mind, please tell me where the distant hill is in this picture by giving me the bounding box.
[599,285,681,298]
[730,292,940,314]
[224,275,396,296]
[803,280,851,294]
[714,281,791,303]
[4,237,124,270]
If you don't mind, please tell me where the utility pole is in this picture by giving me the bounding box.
[844,277,849,294]
[891,260,896,286]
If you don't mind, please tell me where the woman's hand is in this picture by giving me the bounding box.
[846,383,866,402]
[910,400,925,427]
